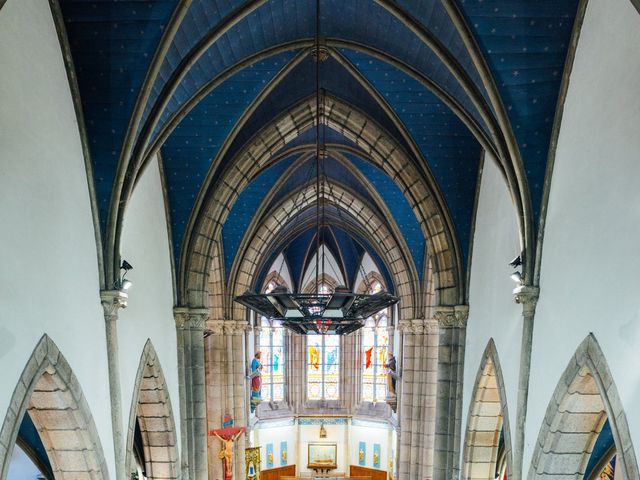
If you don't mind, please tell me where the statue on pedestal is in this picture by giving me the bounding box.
[249,351,263,413]
[384,352,399,411]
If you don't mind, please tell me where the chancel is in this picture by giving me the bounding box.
[1,1,640,480]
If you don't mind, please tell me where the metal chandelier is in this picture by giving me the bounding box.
[234,0,399,335]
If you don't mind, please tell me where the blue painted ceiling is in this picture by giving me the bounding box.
[59,0,581,290]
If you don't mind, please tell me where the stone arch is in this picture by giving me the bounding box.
[228,182,418,322]
[124,340,179,480]
[0,335,108,480]
[462,339,513,480]
[302,273,341,294]
[183,94,462,310]
[528,334,638,480]
[261,271,290,292]
[355,271,388,294]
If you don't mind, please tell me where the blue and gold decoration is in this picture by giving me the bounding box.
[266,443,274,468]
[373,444,381,468]
[358,441,366,466]
[280,441,288,466]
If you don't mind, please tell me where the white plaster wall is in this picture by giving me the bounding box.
[298,423,348,475]
[524,0,640,474]
[301,246,346,289]
[254,424,296,470]
[461,155,522,459]
[264,254,293,291]
[350,423,390,470]
[118,158,181,456]
[0,0,115,476]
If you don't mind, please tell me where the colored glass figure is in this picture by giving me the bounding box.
[307,334,340,400]
[250,352,262,412]
[362,284,390,402]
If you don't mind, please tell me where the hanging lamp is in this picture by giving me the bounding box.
[234,0,398,335]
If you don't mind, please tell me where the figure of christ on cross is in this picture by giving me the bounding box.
[209,426,246,480]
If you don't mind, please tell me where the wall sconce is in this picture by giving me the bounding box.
[119,260,133,290]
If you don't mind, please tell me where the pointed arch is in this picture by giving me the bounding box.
[0,335,108,480]
[529,334,638,480]
[125,340,179,480]
[463,339,513,480]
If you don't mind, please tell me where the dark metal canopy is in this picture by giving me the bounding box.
[235,287,398,335]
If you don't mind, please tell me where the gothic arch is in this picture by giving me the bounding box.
[0,335,108,480]
[528,334,638,480]
[125,340,179,480]
[182,94,462,310]
[462,339,513,480]
[227,182,418,322]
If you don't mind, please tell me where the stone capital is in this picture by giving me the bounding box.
[174,307,209,330]
[513,286,539,316]
[100,290,128,321]
[206,319,249,335]
[434,305,469,328]
[398,318,439,335]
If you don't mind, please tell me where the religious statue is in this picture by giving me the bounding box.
[249,351,263,413]
[384,352,398,395]
[210,425,246,480]
[384,352,399,411]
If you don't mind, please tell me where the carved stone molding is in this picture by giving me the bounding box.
[398,318,439,334]
[513,286,539,316]
[205,319,249,335]
[174,307,209,330]
[434,305,469,328]
[100,290,128,321]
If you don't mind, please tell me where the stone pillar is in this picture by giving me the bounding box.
[512,286,539,480]
[174,307,209,480]
[397,318,439,479]
[100,290,128,480]
[205,319,249,480]
[433,305,469,480]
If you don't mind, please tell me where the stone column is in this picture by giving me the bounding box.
[205,319,249,480]
[174,307,209,480]
[100,290,128,480]
[397,317,439,480]
[433,305,469,480]
[512,286,539,480]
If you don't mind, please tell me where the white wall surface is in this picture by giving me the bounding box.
[301,246,346,290]
[254,423,297,470]
[461,155,522,458]
[119,158,181,455]
[0,0,115,477]
[350,423,390,470]
[525,0,640,473]
[298,423,348,475]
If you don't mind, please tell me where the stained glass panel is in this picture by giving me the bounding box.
[307,334,340,400]
[258,316,285,402]
[361,282,390,402]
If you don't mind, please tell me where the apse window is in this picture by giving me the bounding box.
[362,281,390,402]
[307,334,340,400]
[257,281,285,402]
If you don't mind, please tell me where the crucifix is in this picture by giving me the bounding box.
[209,425,246,480]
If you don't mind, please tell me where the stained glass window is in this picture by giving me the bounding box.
[307,334,340,400]
[362,281,390,402]
[257,281,285,402]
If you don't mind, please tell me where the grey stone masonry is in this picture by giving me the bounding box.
[433,305,469,480]
[175,307,210,480]
[100,289,128,480]
[398,317,439,480]
[205,319,249,480]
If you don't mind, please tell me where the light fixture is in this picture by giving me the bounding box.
[119,260,133,290]
[510,271,523,284]
[234,0,398,335]
[508,254,522,268]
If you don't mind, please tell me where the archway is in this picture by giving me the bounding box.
[463,339,513,480]
[529,334,638,480]
[0,335,108,480]
[125,340,179,480]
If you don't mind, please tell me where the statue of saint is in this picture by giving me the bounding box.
[249,351,263,412]
[384,352,398,396]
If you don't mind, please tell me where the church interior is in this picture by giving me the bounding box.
[1,0,640,479]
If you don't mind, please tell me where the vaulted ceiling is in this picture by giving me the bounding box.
[56,0,581,300]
